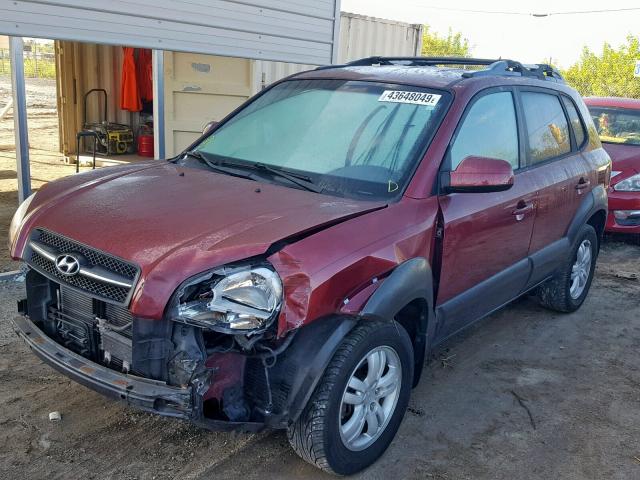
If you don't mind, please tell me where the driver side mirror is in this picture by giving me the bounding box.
[446,156,515,193]
[202,120,219,134]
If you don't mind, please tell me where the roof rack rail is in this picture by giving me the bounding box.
[344,56,500,67]
[461,59,564,82]
[328,56,565,83]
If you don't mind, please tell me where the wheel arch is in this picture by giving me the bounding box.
[586,209,607,249]
[567,184,608,247]
[360,257,436,387]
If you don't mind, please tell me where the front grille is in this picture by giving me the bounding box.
[32,251,130,303]
[28,229,139,304]
[37,229,138,278]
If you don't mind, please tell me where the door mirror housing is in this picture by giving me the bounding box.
[447,156,515,193]
[202,120,219,134]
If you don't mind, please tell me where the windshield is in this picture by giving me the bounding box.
[588,106,640,146]
[190,79,450,200]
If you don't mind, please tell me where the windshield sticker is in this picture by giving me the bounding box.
[378,90,441,106]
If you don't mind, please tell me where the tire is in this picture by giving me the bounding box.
[287,320,414,476]
[536,224,598,312]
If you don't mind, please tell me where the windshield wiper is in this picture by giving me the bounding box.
[213,157,323,194]
[183,150,258,182]
[252,163,323,194]
[186,151,323,194]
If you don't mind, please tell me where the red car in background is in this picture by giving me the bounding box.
[585,97,640,233]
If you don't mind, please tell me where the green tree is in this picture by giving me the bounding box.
[421,25,472,57]
[562,35,640,99]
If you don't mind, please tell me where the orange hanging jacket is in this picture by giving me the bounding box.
[120,47,142,112]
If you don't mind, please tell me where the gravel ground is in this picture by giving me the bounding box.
[0,239,639,479]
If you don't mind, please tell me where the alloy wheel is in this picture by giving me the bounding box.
[570,239,592,299]
[338,346,402,451]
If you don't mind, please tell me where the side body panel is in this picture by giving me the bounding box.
[527,153,592,253]
[525,89,602,254]
[424,85,609,345]
[435,171,538,340]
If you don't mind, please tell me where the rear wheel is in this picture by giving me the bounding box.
[288,320,413,475]
[536,224,598,312]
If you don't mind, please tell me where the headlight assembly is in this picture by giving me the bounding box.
[173,265,283,334]
[614,173,640,192]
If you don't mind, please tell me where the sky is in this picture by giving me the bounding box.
[341,0,640,68]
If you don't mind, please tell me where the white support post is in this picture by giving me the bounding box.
[331,0,341,64]
[9,36,31,203]
[152,50,165,160]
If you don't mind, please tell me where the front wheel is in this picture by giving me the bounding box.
[288,320,413,475]
[536,224,598,312]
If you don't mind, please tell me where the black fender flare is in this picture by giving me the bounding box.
[361,257,435,386]
[260,314,359,428]
[567,184,607,245]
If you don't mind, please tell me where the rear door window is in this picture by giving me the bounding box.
[561,96,586,147]
[450,91,519,170]
[521,92,571,164]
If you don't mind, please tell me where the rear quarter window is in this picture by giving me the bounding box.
[562,97,586,148]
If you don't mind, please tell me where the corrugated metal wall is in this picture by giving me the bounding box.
[253,12,423,92]
[0,0,340,65]
[55,42,134,157]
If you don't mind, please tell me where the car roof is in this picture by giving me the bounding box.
[584,97,640,110]
[290,64,572,94]
[292,65,465,90]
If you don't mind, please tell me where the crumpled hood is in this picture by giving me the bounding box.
[14,161,384,318]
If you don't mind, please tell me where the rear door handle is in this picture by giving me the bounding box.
[512,201,535,221]
[576,178,591,190]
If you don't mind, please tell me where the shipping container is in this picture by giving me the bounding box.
[253,12,423,92]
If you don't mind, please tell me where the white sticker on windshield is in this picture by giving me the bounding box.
[378,90,441,106]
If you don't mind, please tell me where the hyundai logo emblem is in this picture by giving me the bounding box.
[55,254,81,276]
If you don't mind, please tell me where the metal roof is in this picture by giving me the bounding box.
[0,0,340,64]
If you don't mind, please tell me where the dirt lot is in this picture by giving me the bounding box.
[0,239,639,480]
[0,76,81,272]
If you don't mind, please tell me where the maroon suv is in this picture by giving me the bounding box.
[9,57,610,475]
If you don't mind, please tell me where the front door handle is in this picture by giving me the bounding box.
[512,201,535,221]
[576,178,591,190]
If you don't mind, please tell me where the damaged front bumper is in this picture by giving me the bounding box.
[12,314,269,431]
[12,314,194,418]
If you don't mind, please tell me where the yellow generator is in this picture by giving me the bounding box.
[80,89,135,155]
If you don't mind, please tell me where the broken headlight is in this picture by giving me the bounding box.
[173,265,283,334]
